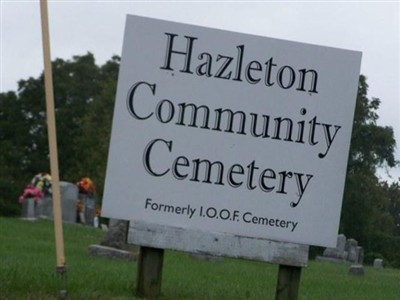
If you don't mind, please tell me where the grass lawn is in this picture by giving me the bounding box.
[0,217,399,299]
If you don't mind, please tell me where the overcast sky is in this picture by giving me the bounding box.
[1,1,399,180]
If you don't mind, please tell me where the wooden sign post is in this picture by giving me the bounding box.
[129,221,309,299]
[276,265,302,300]
[135,245,303,300]
[102,15,361,299]
[136,247,164,299]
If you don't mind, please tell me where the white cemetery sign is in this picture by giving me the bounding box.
[102,15,362,248]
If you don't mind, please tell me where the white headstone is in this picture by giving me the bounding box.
[60,181,79,223]
[21,198,36,220]
[373,258,383,268]
[36,196,53,219]
[346,238,358,263]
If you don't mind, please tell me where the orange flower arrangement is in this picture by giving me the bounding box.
[76,177,96,195]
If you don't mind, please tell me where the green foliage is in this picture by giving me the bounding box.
[1,217,400,299]
[0,53,118,215]
[16,53,101,181]
[340,74,398,266]
[0,91,32,215]
[348,75,396,172]
[388,181,400,235]
[66,55,120,199]
[363,232,400,268]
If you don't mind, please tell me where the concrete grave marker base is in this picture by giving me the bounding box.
[348,265,364,276]
[88,244,137,261]
[188,253,224,262]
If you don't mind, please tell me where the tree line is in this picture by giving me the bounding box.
[0,53,399,266]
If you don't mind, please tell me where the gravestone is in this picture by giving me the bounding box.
[21,198,37,220]
[21,181,79,223]
[100,219,129,249]
[78,193,97,226]
[60,181,79,223]
[316,234,364,265]
[373,258,383,268]
[88,219,137,261]
[348,265,364,276]
[322,234,347,260]
[356,246,364,264]
[36,196,53,219]
[346,238,359,263]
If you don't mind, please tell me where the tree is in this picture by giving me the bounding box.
[0,92,32,215]
[347,75,396,172]
[0,53,110,215]
[67,55,120,199]
[340,75,398,266]
[388,181,400,236]
[16,53,101,180]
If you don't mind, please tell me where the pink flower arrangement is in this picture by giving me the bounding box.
[18,184,44,203]
[18,172,52,203]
